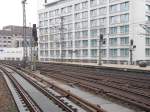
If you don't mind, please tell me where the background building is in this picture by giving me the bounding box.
[0,25,32,61]
[38,0,150,64]
[0,25,32,48]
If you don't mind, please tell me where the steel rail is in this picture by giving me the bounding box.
[0,66,42,112]
[7,65,107,112]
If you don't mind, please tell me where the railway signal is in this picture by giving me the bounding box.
[32,24,38,46]
[98,34,104,65]
[130,39,136,65]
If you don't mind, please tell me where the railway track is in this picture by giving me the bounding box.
[1,61,150,111]
[0,66,42,112]
[1,64,106,112]
[36,63,150,112]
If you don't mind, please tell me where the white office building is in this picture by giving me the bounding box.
[38,0,150,64]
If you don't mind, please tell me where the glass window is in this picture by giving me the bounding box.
[110,16,119,24]
[120,14,129,23]
[75,3,80,11]
[75,22,81,29]
[83,49,88,57]
[99,7,107,15]
[75,50,81,57]
[75,40,81,48]
[82,30,88,38]
[82,21,88,29]
[90,9,97,17]
[120,37,129,45]
[120,25,129,34]
[75,13,81,20]
[91,49,97,57]
[82,11,88,19]
[82,1,88,9]
[109,38,117,46]
[146,48,150,57]
[90,29,97,37]
[146,38,150,46]
[82,40,88,47]
[110,27,118,34]
[91,39,97,47]
[102,49,106,57]
[75,32,81,39]
[91,19,98,27]
[120,2,129,12]
[110,4,118,13]
[120,48,129,57]
[90,0,97,6]
[109,49,118,57]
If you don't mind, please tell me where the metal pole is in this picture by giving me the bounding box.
[98,34,103,65]
[130,49,133,65]
[22,0,28,68]
[60,16,64,62]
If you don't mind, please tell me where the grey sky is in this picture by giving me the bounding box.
[0,0,45,29]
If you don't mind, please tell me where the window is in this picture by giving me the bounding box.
[91,9,97,17]
[68,33,73,40]
[56,50,60,57]
[75,32,81,39]
[75,50,81,57]
[82,21,88,29]
[109,49,118,57]
[50,50,54,57]
[83,49,88,57]
[120,48,129,57]
[68,41,73,48]
[99,18,106,26]
[146,38,150,46]
[75,3,80,11]
[99,7,107,15]
[75,40,81,48]
[120,37,129,45]
[82,30,88,38]
[110,27,118,34]
[90,29,97,37]
[82,1,88,9]
[146,48,150,57]
[102,49,106,57]
[110,16,119,24]
[110,4,118,13]
[82,40,88,47]
[55,9,59,15]
[90,0,97,6]
[91,39,97,47]
[68,6,72,13]
[91,19,97,27]
[120,2,129,12]
[75,13,81,20]
[120,14,129,23]
[68,24,73,31]
[82,11,88,19]
[120,25,129,34]
[75,22,81,29]
[62,50,66,57]
[91,49,97,57]
[109,38,117,46]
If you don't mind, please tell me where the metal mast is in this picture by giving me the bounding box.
[22,0,28,67]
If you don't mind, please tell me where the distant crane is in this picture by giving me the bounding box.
[22,0,28,67]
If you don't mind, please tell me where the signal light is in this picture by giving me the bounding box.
[130,39,133,46]
[100,34,103,40]
[32,24,38,42]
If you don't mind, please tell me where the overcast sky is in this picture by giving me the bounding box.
[0,0,47,29]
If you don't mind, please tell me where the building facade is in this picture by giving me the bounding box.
[38,0,150,64]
